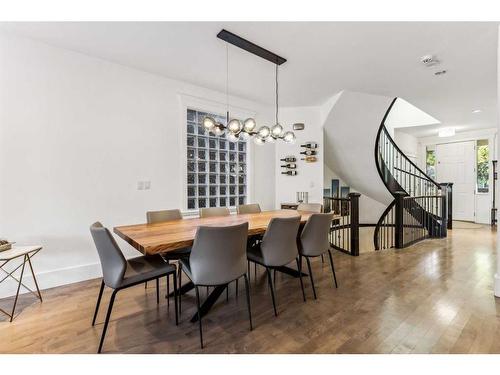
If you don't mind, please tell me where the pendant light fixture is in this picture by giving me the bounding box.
[254,63,296,145]
[204,29,298,145]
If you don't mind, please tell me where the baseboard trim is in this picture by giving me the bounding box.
[0,262,102,299]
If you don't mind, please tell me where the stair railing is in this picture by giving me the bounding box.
[323,193,360,256]
[374,98,450,250]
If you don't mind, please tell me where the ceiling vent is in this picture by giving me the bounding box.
[434,70,447,76]
[420,54,440,67]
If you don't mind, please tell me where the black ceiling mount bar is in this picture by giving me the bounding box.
[217,29,287,65]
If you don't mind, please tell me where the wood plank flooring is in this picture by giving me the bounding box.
[1,225,499,353]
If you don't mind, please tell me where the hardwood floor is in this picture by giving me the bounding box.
[1,225,499,353]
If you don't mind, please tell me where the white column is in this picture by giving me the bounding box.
[495,26,500,298]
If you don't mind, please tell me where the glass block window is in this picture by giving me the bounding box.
[186,109,247,210]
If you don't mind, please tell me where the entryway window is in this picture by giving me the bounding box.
[477,139,489,193]
[426,146,436,180]
[186,108,247,210]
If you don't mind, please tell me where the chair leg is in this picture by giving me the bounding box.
[92,280,105,326]
[296,257,306,302]
[166,274,170,307]
[173,271,179,325]
[226,285,229,301]
[179,266,182,315]
[273,269,277,284]
[305,257,317,299]
[156,278,160,304]
[321,254,324,263]
[97,289,117,354]
[327,249,338,288]
[145,281,147,289]
[266,267,278,317]
[247,260,251,282]
[243,274,253,330]
[195,286,203,349]
[235,279,239,297]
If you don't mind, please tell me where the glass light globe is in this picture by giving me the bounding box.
[243,118,257,132]
[254,136,265,145]
[213,125,225,136]
[227,132,239,143]
[271,124,283,137]
[239,131,250,141]
[257,126,271,139]
[283,131,296,144]
[228,119,242,134]
[266,136,276,143]
[203,116,216,131]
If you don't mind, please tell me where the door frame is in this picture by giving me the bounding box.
[418,128,497,224]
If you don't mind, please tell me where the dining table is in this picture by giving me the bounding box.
[114,209,333,322]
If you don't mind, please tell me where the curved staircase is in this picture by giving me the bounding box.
[374,98,449,250]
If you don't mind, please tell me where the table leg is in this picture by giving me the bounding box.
[10,255,27,322]
[26,254,42,302]
[169,281,194,297]
[190,284,228,323]
[273,265,308,278]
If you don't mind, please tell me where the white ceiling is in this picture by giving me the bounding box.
[1,22,498,133]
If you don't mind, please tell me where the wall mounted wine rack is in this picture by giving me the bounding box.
[280,155,297,176]
[300,142,319,163]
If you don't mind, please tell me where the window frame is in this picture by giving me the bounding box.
[179,95,255,214]
[476,139,490,194]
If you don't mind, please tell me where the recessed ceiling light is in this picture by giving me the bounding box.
[472,109,482,113]
[438,127,455,137]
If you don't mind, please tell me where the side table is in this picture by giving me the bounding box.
[0,246,43,321]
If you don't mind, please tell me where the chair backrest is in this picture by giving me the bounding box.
[189,223,249,285]
[199,207,230,218]
[261,216,300,266]
[237,203,261,214]
[90,222,126,289]
[297,203,323,213]
[147,209,182,224]
[300,213,334,257]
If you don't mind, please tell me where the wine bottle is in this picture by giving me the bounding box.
[301,156,317,163]
[281,163,297,169]
[280,156,297,163]
[300,150,317,156]
[281,170,297,176]
[300,142,319,149]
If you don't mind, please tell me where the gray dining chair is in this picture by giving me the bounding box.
[247,216,305,316]
[298,213,338,300]
[297,203,323,213]
[198,206,240,298]
[146,209,190,311]
[199,207,230,218]
[237,203,262,278]
[179,222,251,348]
[90,222,178,353]
[237,203,261,214]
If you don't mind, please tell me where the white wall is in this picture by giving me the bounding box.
[0,32,276,297]
[274,106,323,207]
[394,130,420,166]
[323,90,394,206]
[418,127,497,224]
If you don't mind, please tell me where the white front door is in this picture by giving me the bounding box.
[436,141,475,222]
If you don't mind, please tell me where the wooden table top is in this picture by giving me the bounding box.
[114,209,331,255]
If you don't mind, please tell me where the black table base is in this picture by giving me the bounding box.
[168,265,306,322]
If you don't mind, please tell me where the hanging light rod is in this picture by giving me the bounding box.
[217,29,287,66]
